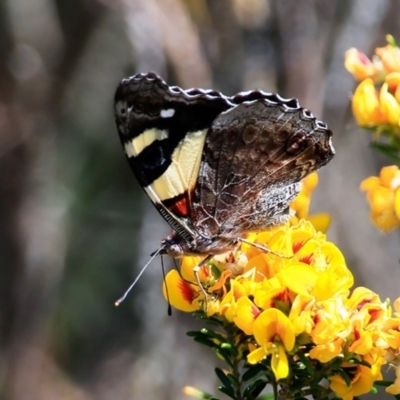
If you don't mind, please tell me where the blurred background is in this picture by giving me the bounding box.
[1,0,400,399]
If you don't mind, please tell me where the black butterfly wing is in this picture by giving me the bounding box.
[114,72,234,240]
[191,94,335,237]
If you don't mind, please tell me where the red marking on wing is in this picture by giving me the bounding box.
[169,196,190,217]
[163,190,195,218]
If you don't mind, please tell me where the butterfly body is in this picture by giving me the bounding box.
[114,72,335,258]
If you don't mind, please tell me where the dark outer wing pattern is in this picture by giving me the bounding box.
[114,72,235,239]
[191,95,334,237]
[115,72,232,189]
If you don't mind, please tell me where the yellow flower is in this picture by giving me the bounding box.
[277,228,352,301]
[329,363,376,400]
[347,320,373,355]
[385,72,400,103]
[163,269,201,312]
[380,317,400,349]
[351,78,383,127]
[344,48,383,82]
[247,308,295,380]
[309,297,348,362]
[162,216,400,396]
[360,165,400,231]
[233,296,260,335]
[218,279,247,321]
[347,36,400,129]
[288,293,314,335]
[380,82,400,125]
[375,42,400,73]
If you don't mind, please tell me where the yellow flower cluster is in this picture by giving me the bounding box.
[345,35,400,128]
[163,221,400,399]
[360,165,400,231]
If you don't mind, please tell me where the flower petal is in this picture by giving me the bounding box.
[163,270,200,312]
[352,78,382,127]
[271,344,290,380]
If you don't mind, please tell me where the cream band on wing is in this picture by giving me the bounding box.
[149,129,207,201]
[124,128,169,158]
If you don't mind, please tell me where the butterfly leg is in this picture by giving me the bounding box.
[238,237,292,259]
[193,254,214,307]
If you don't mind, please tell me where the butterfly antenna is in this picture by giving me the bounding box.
[161,255,172,316]
[115,245,165,306]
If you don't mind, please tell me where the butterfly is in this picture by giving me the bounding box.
[114,72,335,261]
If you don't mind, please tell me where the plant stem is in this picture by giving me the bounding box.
[272,375,278,400]
[226,325,243,400]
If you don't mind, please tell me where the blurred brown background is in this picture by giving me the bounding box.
[1,1,400,399]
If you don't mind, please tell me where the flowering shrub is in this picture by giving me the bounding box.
[155,38,400,399]
[345,34,400,231]
[162,176,400,400]
[360,165,400,231]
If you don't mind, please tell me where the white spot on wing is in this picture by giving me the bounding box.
[124,141,135,158]
[328,136,335,154]
[160,109,175,118]
[124,128,169,158]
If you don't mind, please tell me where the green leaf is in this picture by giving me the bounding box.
[187,330,203,337]
[200,328,226,342]
[242,364,265,381]
[296,351,315,375]
[226,372,240,386]
[193,311,224,326]
[336,368,352,387]
[217,386,236,400]
[390,134,400,149]
[187,329,228,351]
[289,378,308,393]
[215,367,234,391]
[215,348,234,368]
[193,336,218,349]
[242,378,267,399]
[387,34,397,47]
[369,142,400,164]
[330,357,346,369]
[209,262,221,278]
[374,380,393,387]
[348,357,371,368]
[255,394,275,400]
[220,342,239,357]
